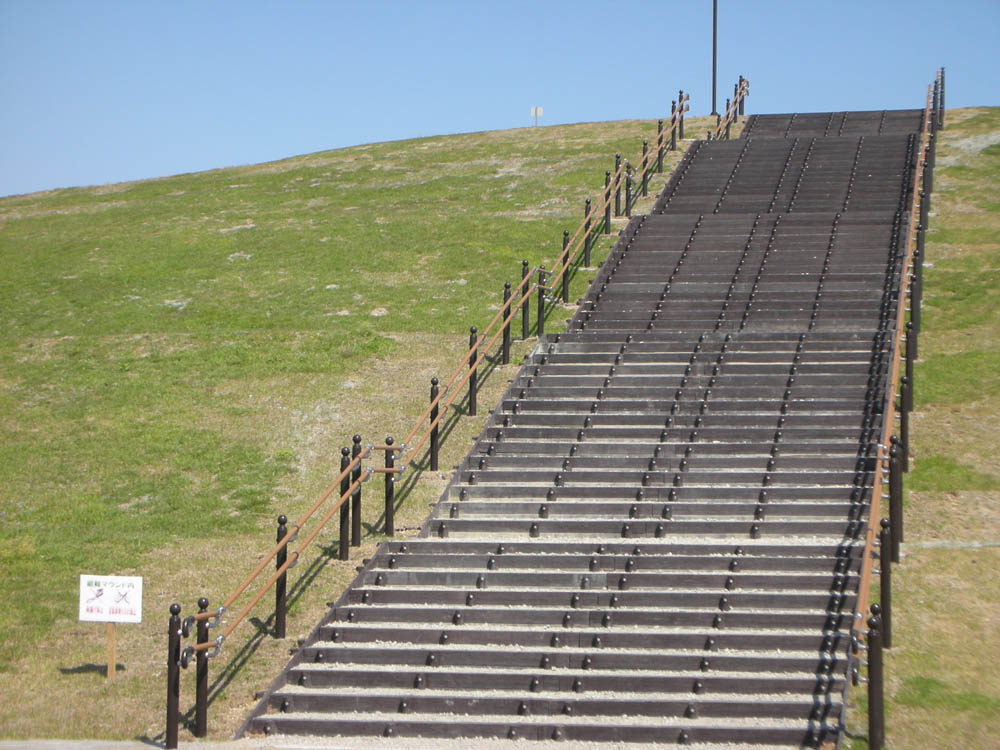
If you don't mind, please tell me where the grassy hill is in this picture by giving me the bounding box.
[0,107,996,746]
[0,114,707,739]
[842,107,1000,748]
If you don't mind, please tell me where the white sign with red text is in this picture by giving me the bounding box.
[79,574,143,623]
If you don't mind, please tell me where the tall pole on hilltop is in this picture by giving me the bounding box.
[711,0,719,116]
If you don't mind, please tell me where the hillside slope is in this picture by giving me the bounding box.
[0,115,703,739]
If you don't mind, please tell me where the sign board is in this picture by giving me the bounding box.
[79,574,143,624]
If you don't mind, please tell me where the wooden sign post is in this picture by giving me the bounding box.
[79,574,143,679]
[106,622,116,679]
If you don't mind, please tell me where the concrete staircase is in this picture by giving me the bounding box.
[241,109,923,747]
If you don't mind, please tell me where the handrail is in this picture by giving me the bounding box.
[395,91,697,471]
[399,270,536,449]
[544,97,692,298]
[560,95,689,261]
[402,285,534,466]
[712,76,749,140]
[851,84,933,637]
[190,447,370,623]
[191,470,370,650]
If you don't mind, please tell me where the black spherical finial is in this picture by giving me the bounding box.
[198,597,209,610]
[169,603,181,616]
[341,446,351,457]
[278,514,288,525]
[385,436,394,446]
[431,376,439,386]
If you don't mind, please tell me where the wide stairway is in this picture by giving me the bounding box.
[243,108,924,747]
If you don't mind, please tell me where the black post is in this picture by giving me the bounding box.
[561,231,570,303]
[195,597,209,737]
[166,603,181,750]
[905,341,914,412]
[468,327,478,417]
[928,80,938,133]
[670,101,678,151]
[906,320,917,361]
[879,519,892,649]
[339,446,350,560]
[912,249,923,334]
[275,516,288,638]
[888,443,902,563]
[502,282,512,364]
[867,606,885,750]
[614,153,622,217]
[584,200,592,267]
[711,0,718,116]
[939,67,945,126]
[384,437,395,536]
[625,169,632,218]
[899,380,910,471]
[725,98,731,139]
[641,140,649,196]
[430,378,440,472]
[919,188,929,233]
[670,99,679,146]
[537,267,547,339]
[916,222,926,286]
[656,120,664,171]
[604,171,611,234]
[679,91,685,139]
[738,76,745,116]
[351,434,362,546]
[924,144,934,194]
[521,260,530,340]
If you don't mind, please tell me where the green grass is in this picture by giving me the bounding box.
[896,676,1000,714]
[908,455,1000,492]
[915,350,1000,406]
[0,113,707,738]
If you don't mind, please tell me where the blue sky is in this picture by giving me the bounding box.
[1,0,997,197]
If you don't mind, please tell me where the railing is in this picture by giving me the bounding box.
[850,69,942,750]
[710,75,749,140]
[386,87,701,483]
[162,78,737,746]
[165,449,370,747]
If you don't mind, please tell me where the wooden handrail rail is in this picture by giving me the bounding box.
[191,470,370,646]
[189,446,370,623]
[402,282,534,466]
[399,270,536,449]
[545,96,691,296]
[852,84,932,637]
[711,77,749,139]
[398,93,694,466]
